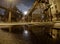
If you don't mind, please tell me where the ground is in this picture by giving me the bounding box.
[0,27,60,44]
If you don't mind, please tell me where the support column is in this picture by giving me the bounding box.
[8,11,12,32]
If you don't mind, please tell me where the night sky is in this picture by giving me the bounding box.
[0,0,35,13]
[17,0,35,12]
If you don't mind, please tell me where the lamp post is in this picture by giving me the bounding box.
[7,0,14,32]
[8,0,14,22]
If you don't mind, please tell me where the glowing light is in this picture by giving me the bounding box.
[9,0,13,2]
[23,11,28,15]
[5,0,15,3]
[5,0,13,3]
[24,30,28,34]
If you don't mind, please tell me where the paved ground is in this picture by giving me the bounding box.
[0,28,39,44]
[0,27,60,44]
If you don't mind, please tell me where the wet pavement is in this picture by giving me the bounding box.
[0,26,60,44]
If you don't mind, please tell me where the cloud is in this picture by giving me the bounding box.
[21,0,35,7]
[17,3,30,12]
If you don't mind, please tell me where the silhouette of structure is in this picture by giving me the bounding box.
[25,0,52,22]
[0,5,23,22]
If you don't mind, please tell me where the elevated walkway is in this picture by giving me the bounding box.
[0,21,59,29]
[0,22,53,28]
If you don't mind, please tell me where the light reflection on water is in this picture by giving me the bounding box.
[1,25,60,44]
